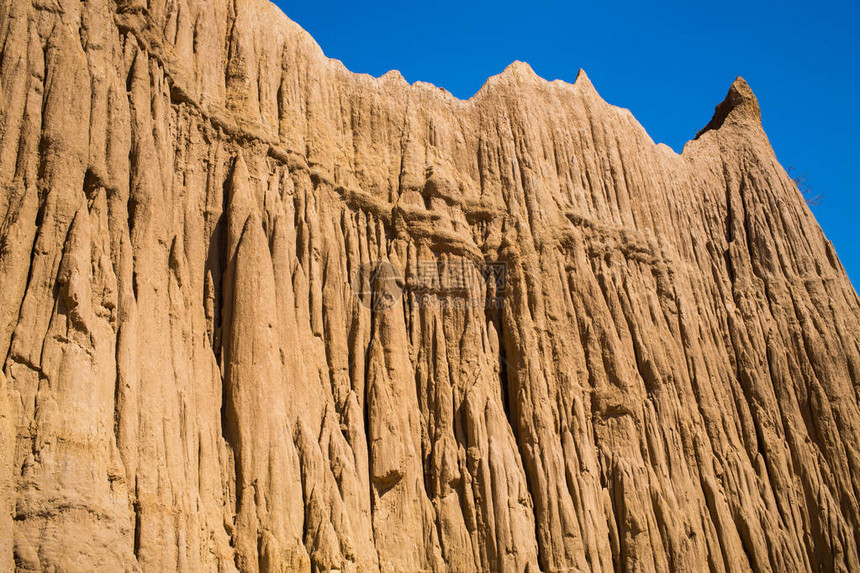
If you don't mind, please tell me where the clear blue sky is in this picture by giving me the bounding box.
[277,0,859,287]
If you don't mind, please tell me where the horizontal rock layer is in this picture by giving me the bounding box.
[0,0,859,571]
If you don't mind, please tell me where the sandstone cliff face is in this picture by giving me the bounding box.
[1,0,859,571]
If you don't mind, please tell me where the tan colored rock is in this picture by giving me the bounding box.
[1,0,859,571]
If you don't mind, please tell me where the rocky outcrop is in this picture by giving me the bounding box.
[1,0,859,571]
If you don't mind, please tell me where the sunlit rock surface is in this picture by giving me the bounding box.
[0,0,859,571]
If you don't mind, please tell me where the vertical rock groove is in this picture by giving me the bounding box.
[0,0,858,571]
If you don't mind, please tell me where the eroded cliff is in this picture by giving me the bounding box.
[0,0,859,571]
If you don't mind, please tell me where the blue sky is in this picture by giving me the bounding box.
[277,0,859,287]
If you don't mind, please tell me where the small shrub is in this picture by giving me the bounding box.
[787,166,824,206]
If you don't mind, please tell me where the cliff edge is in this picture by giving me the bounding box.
[0,0,859,571]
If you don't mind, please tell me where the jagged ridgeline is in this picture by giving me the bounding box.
[0,0,859,571]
